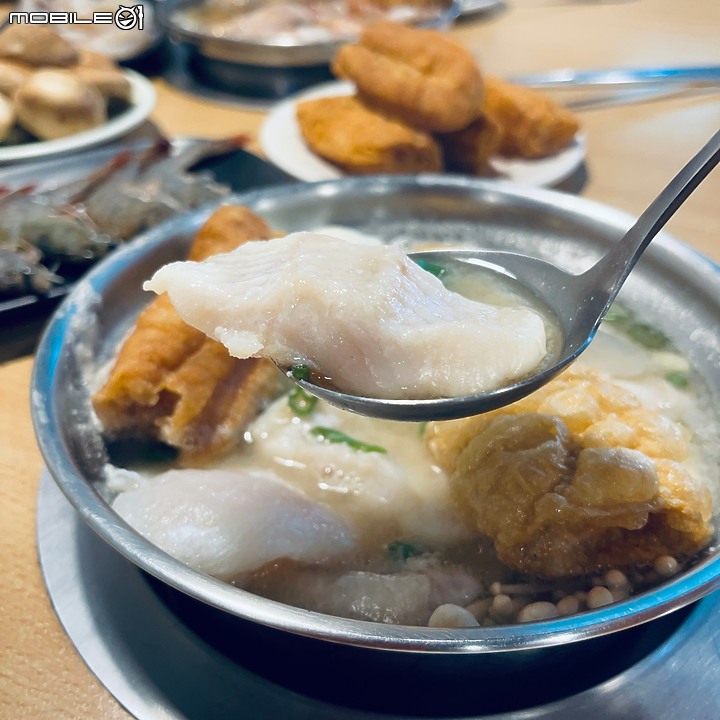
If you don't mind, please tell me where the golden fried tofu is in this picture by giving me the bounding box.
[437,113,502,176]
[483,75,580,159]
[297,94,443,175]
[425,366,713,578]
[92,206,284,462]
[332,21,483,133]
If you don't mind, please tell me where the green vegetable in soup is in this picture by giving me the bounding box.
[413,258,447,279]
[626,322,670,350]
[604,303,670,350]
[290,364,311,381]
[288,386,318,416]
[665,371,690,390]
[387,540,421,561]
[604,303,633,326]
[310,426,387,454]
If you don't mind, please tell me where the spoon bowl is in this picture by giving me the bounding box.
[297,128,720,421]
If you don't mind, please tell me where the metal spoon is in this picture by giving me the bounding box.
[292,128,720,422]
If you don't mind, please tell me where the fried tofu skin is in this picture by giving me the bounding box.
[332,21,483,133]
[425,366,713,578]
[92,206,283,462]
[437,113,502,176]
[297,94,443,174]
[484,75,580,159]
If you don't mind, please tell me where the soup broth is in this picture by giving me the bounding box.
[102,230,719,628]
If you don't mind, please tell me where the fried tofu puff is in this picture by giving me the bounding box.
[483,75,580,159]
[425,366,713,578]
[297,94,443,174]
[92,206,284,463]
[437,113,502,176]
[332,21,483,133]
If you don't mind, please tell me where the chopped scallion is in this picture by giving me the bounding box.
[665,371,690,390]
[604,303,634,326]
[310,426,387,454]
[288,386,318,416]
[626,322,669,350]
[413,258,447,279]
[387,540,420,561]
[290,364,311,381]
[604,303,670,350]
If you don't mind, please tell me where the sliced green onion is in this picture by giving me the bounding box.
[665,371,690,390]
[627,322,669,350]
[418,422,428,436]
[387,540,420,561]
[604,303,670,350]
[604,303,634,326]
[288,386,318,416]
[290,364,311,381]
[310,426,387,454]
[413,258,447,279]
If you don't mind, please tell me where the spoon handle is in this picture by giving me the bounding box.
[587,127,720,309]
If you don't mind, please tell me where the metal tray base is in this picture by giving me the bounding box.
[37,472,720,719]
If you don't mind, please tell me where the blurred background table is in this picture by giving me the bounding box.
[1,0,719,717]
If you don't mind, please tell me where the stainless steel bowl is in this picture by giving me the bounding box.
[31,176,720,702]
[163,0,460,68]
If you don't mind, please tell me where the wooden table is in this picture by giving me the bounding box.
[1,1,719,717]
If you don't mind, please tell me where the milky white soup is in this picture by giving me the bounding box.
[104,234,718,628]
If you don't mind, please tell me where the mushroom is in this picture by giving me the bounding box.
[72,66,132,102]
[0,24,79,67]
[14,69,106,140]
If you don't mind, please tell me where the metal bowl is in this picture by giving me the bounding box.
[163,0,460,68]
[31,176,720,702]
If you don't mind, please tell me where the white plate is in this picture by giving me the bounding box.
[0,70,156,165]
[260,81,585,188]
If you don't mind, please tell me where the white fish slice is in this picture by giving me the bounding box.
[112,468,355,579]
[145,232,547,400]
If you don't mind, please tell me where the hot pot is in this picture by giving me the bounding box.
[31,175,720,714]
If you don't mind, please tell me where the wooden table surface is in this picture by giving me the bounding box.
[1,1,719,717]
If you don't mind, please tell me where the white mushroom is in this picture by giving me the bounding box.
[14,69,106,140]
[586,586,615,609]
[0,24,79,67]
[428,604,480,628]
[72,66,132,102]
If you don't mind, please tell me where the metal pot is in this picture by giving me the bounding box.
[31,176,720,711]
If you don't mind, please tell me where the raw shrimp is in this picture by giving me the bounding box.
[82,137,242,240]
[0,242,60,295]
[0,136,240,299]
[1,191,111,263]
